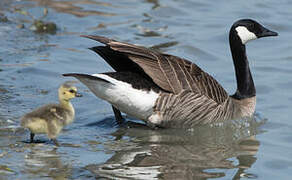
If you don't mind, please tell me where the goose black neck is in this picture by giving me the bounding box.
[229,29,256,100]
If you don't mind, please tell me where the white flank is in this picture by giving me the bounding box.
[235,26,257,44]
[79,74,159,120]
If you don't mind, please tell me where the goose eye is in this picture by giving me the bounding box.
[69,89,75,93]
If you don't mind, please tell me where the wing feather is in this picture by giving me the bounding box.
[82,35,229,104]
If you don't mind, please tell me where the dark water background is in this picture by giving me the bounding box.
[0,0,291,179]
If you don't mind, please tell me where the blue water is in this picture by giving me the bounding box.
[0,0,292,179]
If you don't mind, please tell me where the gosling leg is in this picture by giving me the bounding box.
[51,139,60,147]
[30,133,35,143]
[112,106,125,125]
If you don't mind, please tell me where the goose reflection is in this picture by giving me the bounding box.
[86,116,264,179]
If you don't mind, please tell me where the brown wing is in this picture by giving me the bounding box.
[23,104,68,123]
[82,35,228,104]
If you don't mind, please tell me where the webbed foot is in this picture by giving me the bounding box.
[30,133,35,143]
[112,106,125,125]
[51,139,60,146]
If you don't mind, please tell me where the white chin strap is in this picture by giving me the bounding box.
[235,26,257,44]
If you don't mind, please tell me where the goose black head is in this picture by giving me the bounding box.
[231,19,278,44]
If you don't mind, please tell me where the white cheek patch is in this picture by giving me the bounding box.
[235,26,257,44]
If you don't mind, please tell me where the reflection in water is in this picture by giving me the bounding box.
[146,0,160,10]
[87,20,135,31]
[86,117,263,179]
[24,147,72,179]
[151,41,179,52]
[28,0,116,17]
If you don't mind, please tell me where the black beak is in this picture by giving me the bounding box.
[258,27,278,38]
[75,92,82,97]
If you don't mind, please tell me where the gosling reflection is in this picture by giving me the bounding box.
[86,117,262,179]
[24,147,72,180]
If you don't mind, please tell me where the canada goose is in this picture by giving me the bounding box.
[64,19,277,128]
[21,82,82,145]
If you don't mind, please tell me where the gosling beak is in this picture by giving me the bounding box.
[75,92,82,97]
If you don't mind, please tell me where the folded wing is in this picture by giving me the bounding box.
[82,35,228,104]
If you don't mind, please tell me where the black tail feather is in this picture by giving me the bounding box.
[63,73,112,84]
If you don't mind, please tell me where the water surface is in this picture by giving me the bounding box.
[0,0,291,179]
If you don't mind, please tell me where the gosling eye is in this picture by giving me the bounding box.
[69,89,75,94]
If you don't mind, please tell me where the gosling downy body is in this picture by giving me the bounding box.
[21,82,82,145]
[64,19,277,128]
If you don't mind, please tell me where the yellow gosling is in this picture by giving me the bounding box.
[21,82,82,146]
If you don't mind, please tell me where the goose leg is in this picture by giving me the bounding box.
[30,133,35,143]
[112,106,125,125]
[51,139,60,146]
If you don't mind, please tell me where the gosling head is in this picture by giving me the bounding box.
[58,81,82,102]
[231,19,278,44]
